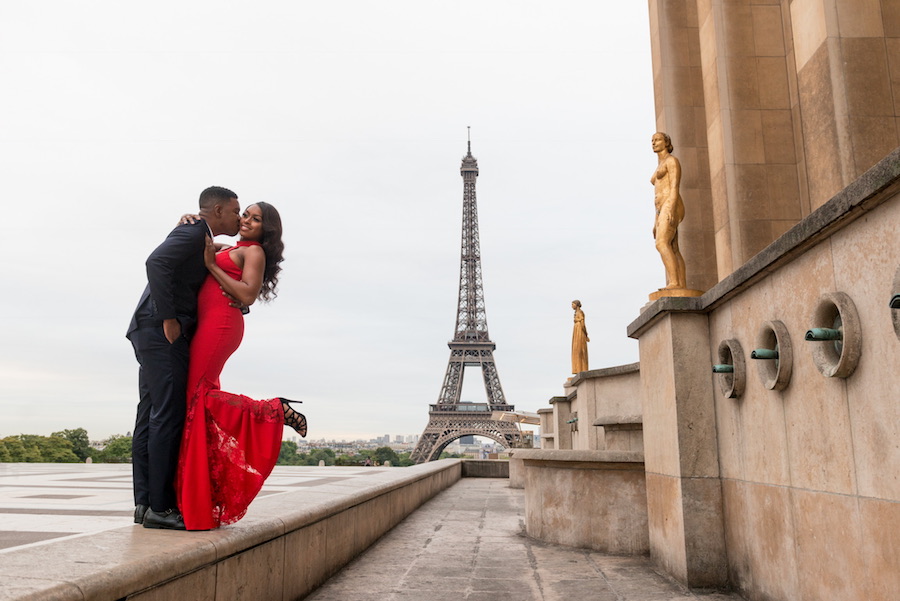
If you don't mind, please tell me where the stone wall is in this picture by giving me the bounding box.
[627,149,900,599]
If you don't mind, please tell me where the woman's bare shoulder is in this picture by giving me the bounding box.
[243,243,266,263]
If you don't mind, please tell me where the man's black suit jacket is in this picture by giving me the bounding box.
[127,219,211,340]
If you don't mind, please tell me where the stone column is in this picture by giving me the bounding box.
[698,0,804,275]
[635,311,727,588]
[648,0,717,292]
[537,408,555,450]
[790,0,900,209]
[550,393,573,451]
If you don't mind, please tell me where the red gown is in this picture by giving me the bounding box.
[176,241,283,531]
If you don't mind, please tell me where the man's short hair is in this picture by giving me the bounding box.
[199,186,238,210]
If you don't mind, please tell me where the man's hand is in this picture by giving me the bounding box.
[222,288,250,314]
[163,318,182,344]
[203,235,217,269]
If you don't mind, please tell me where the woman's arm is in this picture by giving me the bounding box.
[178,214,227,249]
[203,239,266,306]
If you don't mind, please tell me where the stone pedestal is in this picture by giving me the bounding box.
[633,312,727,588]
[648,288,704,301]
[594,416,643,452]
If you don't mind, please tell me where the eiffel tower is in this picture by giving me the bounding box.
[410,135,522,463]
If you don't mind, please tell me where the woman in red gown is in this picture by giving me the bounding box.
[176,202,306,531]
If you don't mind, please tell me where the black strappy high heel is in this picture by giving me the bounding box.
[280,398,308,438]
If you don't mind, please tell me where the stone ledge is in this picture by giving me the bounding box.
[569,362,640,385]
[0,460,463,601]
[593,414,643,426]
[514,449,644,465]
[548,393,575,404]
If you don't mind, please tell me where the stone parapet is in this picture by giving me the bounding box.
[0,459,462,601]
[555,363,642,451]
[460,459,509,478]
[515,449,648,555]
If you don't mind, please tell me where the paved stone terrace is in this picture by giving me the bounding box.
[1,465,745,600]
[0,462,392,553]
[308,478,743,601]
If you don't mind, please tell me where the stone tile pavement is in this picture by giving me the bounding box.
[307,478,744,601]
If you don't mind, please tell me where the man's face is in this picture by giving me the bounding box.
[221,198,241,236]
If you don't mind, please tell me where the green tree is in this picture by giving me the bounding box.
[0,440,10,462]
[15,435,45,462]
[374,447,400,466]
[334,453,357,466]
[36,436,79,463]
[277,440,302,466]
[22,445,43,462]
[97,435,132,463]
[1,437,26,461]
[397,452,415,467]
[307,448,335,466]
[0,435,78,463]
[52,428,91,461]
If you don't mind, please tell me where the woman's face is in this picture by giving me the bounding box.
[240,204,264,241]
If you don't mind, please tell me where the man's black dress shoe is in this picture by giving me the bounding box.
[134,504,148,524]
[142,508,186,530]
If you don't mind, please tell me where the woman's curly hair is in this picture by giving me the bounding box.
[254,202,284,302]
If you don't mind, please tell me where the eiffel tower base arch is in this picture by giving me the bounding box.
[410,409,523,463]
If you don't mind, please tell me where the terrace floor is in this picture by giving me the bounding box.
[307,478,743,601]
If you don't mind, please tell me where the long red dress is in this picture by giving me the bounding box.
[176,241,283,531]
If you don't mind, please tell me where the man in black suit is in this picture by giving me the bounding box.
[127,186,241,530]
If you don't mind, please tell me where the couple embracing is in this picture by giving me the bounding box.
[126,186,307,531]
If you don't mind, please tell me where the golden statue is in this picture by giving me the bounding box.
[651,132,686,289]
[571,300,589,374]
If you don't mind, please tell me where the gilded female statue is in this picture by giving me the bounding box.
[571,300,589,374]
[650,132,687,289]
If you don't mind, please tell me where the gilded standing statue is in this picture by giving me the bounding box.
[571,300,589,374]
[650,132,687,290]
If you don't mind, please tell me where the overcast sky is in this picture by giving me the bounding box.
[0,1,660,443]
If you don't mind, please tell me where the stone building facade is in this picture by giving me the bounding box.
[527,3,900,600]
